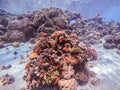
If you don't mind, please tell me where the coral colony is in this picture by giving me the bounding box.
[0,7,120,90]
[23,31,97,90]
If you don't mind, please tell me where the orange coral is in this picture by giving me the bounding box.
[56,31,65,35]
[37,46,43,52]
[23,31,98,90]
[40,32,47,37]
[39,59,44,64]
[64,56,71,63]
[62,43,72,52]
[24,63,30,70]
[51,43,56,48]
[63,47,70,52]
[54,77,60,84]
[28,52,38,59]
[73,58,79,64]
[51,31,65,39]
[51,32,57,39]
[41,71,46,76]
[59,36,64,43]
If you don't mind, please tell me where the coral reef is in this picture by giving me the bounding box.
[0,9,13,37]
[5,30,26,42]
[23,31,97,90]
[103,32,120,50]
[0,7,120,51]
[0,7,81,43]
[103,32,120,55]
[6,7,72,42]
[71,14,120,46]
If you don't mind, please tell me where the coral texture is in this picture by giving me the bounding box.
[23,31,97,90]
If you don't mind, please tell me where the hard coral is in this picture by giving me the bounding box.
[28,52,38,60]
[23,31,97,90]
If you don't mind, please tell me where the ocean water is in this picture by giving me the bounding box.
[0,0,120,90]
[0,0,120,21]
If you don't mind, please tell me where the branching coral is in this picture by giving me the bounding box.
[23,31,97,90]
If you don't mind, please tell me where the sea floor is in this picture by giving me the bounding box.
[0,42,120,90]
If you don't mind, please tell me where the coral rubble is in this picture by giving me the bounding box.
[0,74,15,86]
[0,64,11,70]
[23,31,97,90]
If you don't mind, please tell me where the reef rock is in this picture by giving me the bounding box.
[0,9,13,39]
[6,30,26,42]
[103,32,120,50]
[8,18,29,30]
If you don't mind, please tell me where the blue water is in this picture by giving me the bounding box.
[103,5,120,21]
[0,0,120,21]
[69,20,76,24]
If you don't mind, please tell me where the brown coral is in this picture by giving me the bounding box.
[23,31,97,90]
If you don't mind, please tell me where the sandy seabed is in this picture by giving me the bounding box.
[0,42,120,90]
